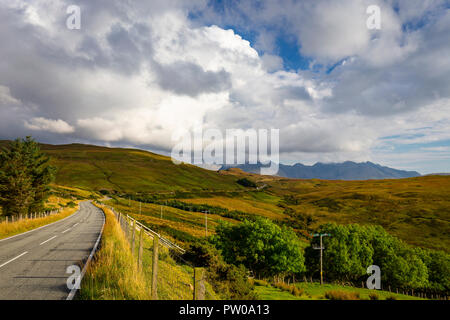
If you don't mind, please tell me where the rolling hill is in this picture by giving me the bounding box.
[1,140,449,252]
[30,143,246,193]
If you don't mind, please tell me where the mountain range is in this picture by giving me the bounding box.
[220,161,421,180]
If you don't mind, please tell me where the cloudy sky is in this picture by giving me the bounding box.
[0,0,449,174]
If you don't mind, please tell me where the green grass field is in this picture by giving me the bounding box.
[35,143,246,193]
[254,281,423,300]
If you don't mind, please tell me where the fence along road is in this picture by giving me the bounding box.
[0,201,104,300]
[105,205,185,254]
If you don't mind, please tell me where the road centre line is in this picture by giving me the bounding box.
[0,251,28,269]
[40,236,57,246]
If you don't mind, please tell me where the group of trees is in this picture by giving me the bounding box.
[0,137,55,216]
[207,217,449,293]
[304,223,449,292]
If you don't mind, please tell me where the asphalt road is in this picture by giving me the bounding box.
[0,201,104,300]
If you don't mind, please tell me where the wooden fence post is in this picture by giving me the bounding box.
[125,216,129,240]
[194,268,206,300]
[129,219,134,244]
[151,235,159,300]
[132,221,136,255]
[138,227,144,270]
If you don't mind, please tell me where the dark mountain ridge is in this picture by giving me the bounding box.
[220,161,421,180]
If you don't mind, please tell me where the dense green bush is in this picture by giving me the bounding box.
[66,201,76,208]
[183,241,257,300]
[212,217,305,278]
[236,178,257,188]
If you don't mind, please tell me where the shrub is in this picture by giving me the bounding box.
[324,290,360,300]
[183,241,257,300]
[212,217,305,278]
[236,178,257,188]
[385,295,397,300]
[253,279,269,287]
[66,201,76,208]
[274,282,304,297]
[368,292,379,300]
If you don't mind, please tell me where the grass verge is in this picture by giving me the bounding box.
[78,206,151,300]
[0,205,79,240]
[79,205,216,300]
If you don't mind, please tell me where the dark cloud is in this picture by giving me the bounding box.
[153,61,232,97]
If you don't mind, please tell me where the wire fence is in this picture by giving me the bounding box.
[100,202,216,300]
[0,208,63,224]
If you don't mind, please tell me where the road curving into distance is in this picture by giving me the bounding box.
[0,201,104,300]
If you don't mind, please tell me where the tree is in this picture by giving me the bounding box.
[0,137,55,216]
[305,223,373,283]
[369,226,428,289]
[22,137,55,212]
[212,217,305,278]
[415,247,450,291]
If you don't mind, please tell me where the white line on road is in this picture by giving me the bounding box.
[73,223,79,227]
[40,236,57,246]
[0,251,28,269]
[62,228,71,234]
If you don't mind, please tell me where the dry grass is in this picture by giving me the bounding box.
[274,282,304,297]
[369,292,380,300]
[182,196,284,219]
[80,205,217,300]
[0,205,79,240]
[79,206,151,300]
[324,290,361,300]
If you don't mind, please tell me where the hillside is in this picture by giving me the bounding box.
[221,161,421,180]
[16,142,245,193]
[1,141,448,252]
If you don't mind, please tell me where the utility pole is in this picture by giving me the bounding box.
[312,233,331,285]
[139,201,142,215]
[160,205,163,219]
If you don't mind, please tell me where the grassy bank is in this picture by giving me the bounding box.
[253,280,424,300]
[79,205,216,300]
[78,206,151,300]
[0,203,79,240]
